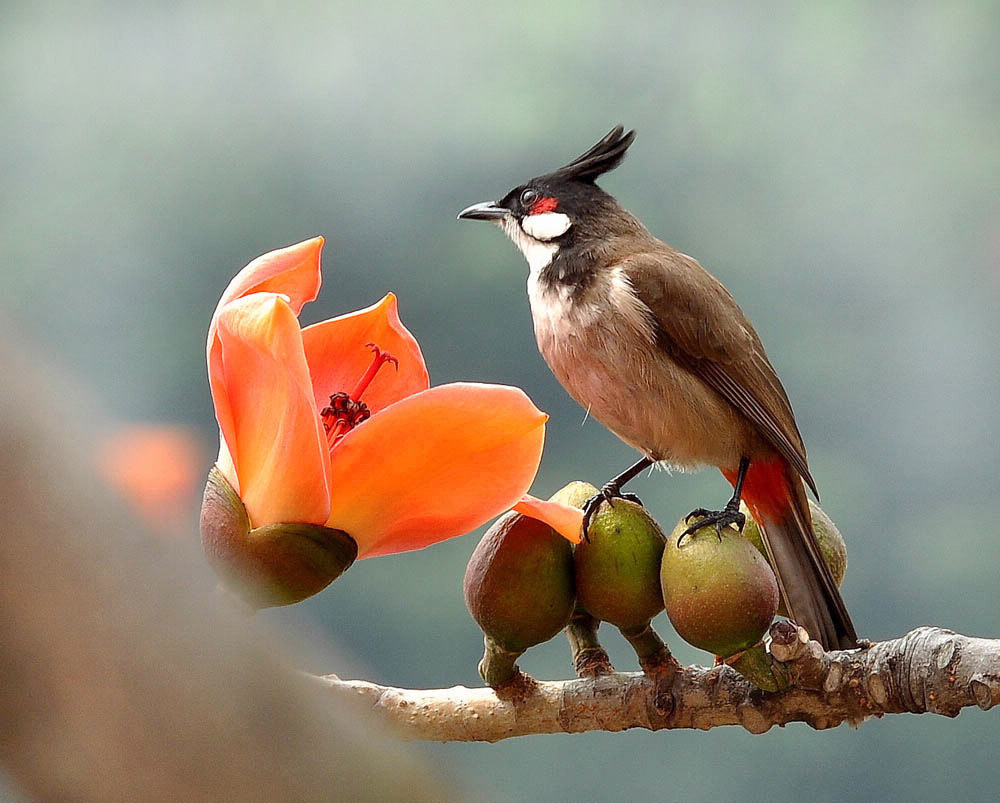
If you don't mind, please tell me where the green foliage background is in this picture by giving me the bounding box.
[4,2,999,800]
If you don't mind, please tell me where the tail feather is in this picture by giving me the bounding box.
[729,459,857,651]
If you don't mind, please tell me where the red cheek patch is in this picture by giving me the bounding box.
[530,196,559,215]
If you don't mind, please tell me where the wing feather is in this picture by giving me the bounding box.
[621,251,817,496]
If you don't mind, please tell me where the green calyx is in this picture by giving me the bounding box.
[200,466,357,609]
[722,641,792,693]
[662,517,779,659]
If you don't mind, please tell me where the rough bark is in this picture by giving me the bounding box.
[312,623,1000,742]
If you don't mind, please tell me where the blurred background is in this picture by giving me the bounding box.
[4,1,999,800]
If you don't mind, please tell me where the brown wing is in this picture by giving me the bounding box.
[621,250,818,496]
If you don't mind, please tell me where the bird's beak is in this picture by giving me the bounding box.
[457,201,509,222]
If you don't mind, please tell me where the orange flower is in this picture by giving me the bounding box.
[204,237,580,605]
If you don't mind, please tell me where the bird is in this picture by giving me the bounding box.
[457,126,858,651]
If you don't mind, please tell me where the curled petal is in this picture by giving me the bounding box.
[211,293,330,527]
[215,439,239,494]
[513,495,584,544]
[207,237,324,360]
[301,293,429,416]
[325,383,547,557]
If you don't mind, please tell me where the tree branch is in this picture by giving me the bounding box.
[311,625,1000,742]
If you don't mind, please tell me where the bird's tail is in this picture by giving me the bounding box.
[725,458,858,651]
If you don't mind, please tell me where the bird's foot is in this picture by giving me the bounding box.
[581,484,643,540]
[679,504,745,545]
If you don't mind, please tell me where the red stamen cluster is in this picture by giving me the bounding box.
[320,343,398,450]
[322,392,371,429]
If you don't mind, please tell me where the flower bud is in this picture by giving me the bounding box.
[564,484,665,632]
[661,518,779,659]
[464,510,575,686]
[200,466,357,609]
[740,500,847,617]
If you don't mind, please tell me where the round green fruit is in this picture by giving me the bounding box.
[464,510,575,655]
[740,500,847,617]
[572,493,666,631]
[661,518,779,658]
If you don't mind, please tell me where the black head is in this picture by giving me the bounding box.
[458,126,638,255]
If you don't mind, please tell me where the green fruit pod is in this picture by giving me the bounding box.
[548,481,671,673]
[464,510,575,685]
[573,497,666,632]
[661,518,779,659]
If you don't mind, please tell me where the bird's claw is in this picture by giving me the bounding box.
[678,505,745,546]
[581,486,644,541]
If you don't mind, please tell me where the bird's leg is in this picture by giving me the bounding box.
[681,456,750,544]
[581,456,654,537]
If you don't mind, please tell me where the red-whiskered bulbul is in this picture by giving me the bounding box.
[458,126,858,650]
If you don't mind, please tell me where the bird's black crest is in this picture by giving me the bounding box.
[549,125,636,184]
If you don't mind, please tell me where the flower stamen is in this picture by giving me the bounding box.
[321,343,398,449]
[351,343,399,399]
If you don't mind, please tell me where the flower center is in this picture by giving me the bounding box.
[321,343,398,449]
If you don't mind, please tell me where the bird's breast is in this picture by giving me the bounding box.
[526,268,749,470]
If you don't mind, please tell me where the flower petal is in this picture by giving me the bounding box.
[301,293,429,416]
[513,495,584,544]
[324,383,547,557]
[207,237,324,360]
[211,293,331,527]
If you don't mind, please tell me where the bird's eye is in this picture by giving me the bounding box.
[520,189,539,209]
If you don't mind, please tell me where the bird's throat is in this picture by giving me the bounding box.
[499,217,559,275]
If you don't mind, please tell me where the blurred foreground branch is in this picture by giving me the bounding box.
[314,624,1000,742]
[0,335,448,802]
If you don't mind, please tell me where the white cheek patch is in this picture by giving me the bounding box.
[500,215,559,274]
[521,212,571,241]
